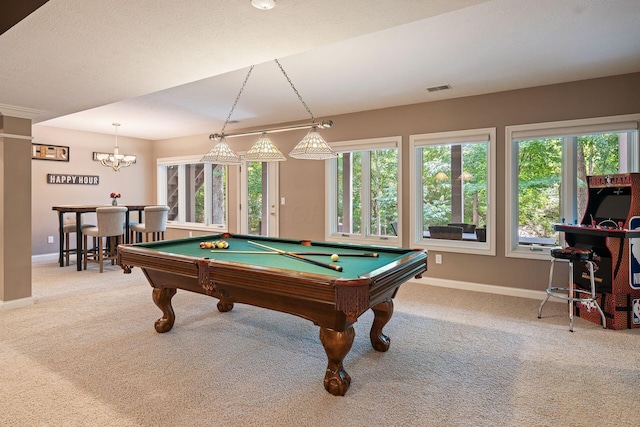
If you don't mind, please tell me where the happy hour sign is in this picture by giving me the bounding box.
[47,174,99,185]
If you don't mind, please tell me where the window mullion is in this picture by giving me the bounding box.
[361,151,371,237]
[204,163,212,226]
[562,137,579,225]
[178,164,186,223]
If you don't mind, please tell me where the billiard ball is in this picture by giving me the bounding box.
[331,254,339,262]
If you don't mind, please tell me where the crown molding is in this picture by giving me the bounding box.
[0,103,44,119]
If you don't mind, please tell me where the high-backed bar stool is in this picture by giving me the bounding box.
[59,214,95,266]
[130,205,169,243]
[83,207,127,272]
[538,247,607,331]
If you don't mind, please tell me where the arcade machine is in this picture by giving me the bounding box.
[555,173,640,329]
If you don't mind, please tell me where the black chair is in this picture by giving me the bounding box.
[428,225,463,240]
[448,223,476,233]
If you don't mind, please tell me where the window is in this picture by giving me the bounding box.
[409,128,496,255]
[506,115,640,259]
[326,137,401,246]
[157,156,228,229]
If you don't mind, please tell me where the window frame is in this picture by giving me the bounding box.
[157,155,229,231]
[325,136,402,247]
[409,127,497,256]
[505,114,640,260]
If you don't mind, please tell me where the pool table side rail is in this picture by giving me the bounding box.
[118,244,201,278]
[335,250,427,321]
[368,251,428,304]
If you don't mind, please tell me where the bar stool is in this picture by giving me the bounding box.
[538,247,607,331]
[83,207,127,273]
[130,206,169,243]
[59,214,95,266]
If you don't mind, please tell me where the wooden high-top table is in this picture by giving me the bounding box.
[52,205,149,270]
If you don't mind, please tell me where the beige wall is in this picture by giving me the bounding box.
[151,72,640,292]
[31,126,154,255]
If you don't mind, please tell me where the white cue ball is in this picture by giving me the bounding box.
[331,254,339,262]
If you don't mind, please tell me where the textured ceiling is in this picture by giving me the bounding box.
[1,0,639,140]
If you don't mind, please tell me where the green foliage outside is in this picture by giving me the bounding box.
[421,142,488,230]
[194,164,226,224]
[172,132,625,239]
[370,149,398,235]
[247,162,263,235]
[337,149,398,236]
[517,134,620,239]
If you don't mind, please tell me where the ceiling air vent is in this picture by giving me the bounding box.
[426,84,452,92]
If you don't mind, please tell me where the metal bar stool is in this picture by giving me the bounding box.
[538,247,607,332]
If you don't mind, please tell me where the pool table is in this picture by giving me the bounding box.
[118,233,428,396]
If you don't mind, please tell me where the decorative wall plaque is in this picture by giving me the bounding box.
[32,143,69,161]
[47,174,99,185]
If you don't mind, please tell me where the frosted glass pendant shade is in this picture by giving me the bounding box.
[244,133,287,162]
[289,127,337,160]
[200,137,241,164]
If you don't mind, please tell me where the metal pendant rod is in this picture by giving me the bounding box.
[209,119,333,141]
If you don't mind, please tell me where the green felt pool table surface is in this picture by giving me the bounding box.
[134,233,414,278]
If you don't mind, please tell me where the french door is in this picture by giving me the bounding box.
[239,161,279,237]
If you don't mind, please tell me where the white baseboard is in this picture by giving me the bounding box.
[32,253,59,263]
[1,296,34,310]
[409,276,551,301]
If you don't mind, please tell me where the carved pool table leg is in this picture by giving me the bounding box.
[152,287,177,333]
[370,299,394,352]
[319,325,355,396]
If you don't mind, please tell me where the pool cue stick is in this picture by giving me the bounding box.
[210,250,280,254]
[292,252,379,257]
[248,241,343,272]
[210,250,378,257]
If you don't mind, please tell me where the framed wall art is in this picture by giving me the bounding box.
[32,143,69,162]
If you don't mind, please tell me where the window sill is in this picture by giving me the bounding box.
[166,222,227,233]
[505,244,553,260]
[326,234,400,248]
[415,238,495,256]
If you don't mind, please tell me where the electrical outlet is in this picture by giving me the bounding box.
[47,235,54,244]
[435,254,442,264]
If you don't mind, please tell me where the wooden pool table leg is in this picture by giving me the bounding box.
[152,287,177,333]
[319,325,355,396]
[370,299,394,352]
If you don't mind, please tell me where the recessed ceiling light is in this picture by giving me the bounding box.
[251,0,276,10]
[426,84,452,92]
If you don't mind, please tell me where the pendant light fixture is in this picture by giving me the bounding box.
[96,123,136,171]
[244,132,286,162]
[201,59,335,165]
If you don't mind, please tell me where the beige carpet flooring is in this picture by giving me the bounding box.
[1,258,639,426]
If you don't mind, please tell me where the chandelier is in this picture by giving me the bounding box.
[201,59,336,164]
[96,123,136,171]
